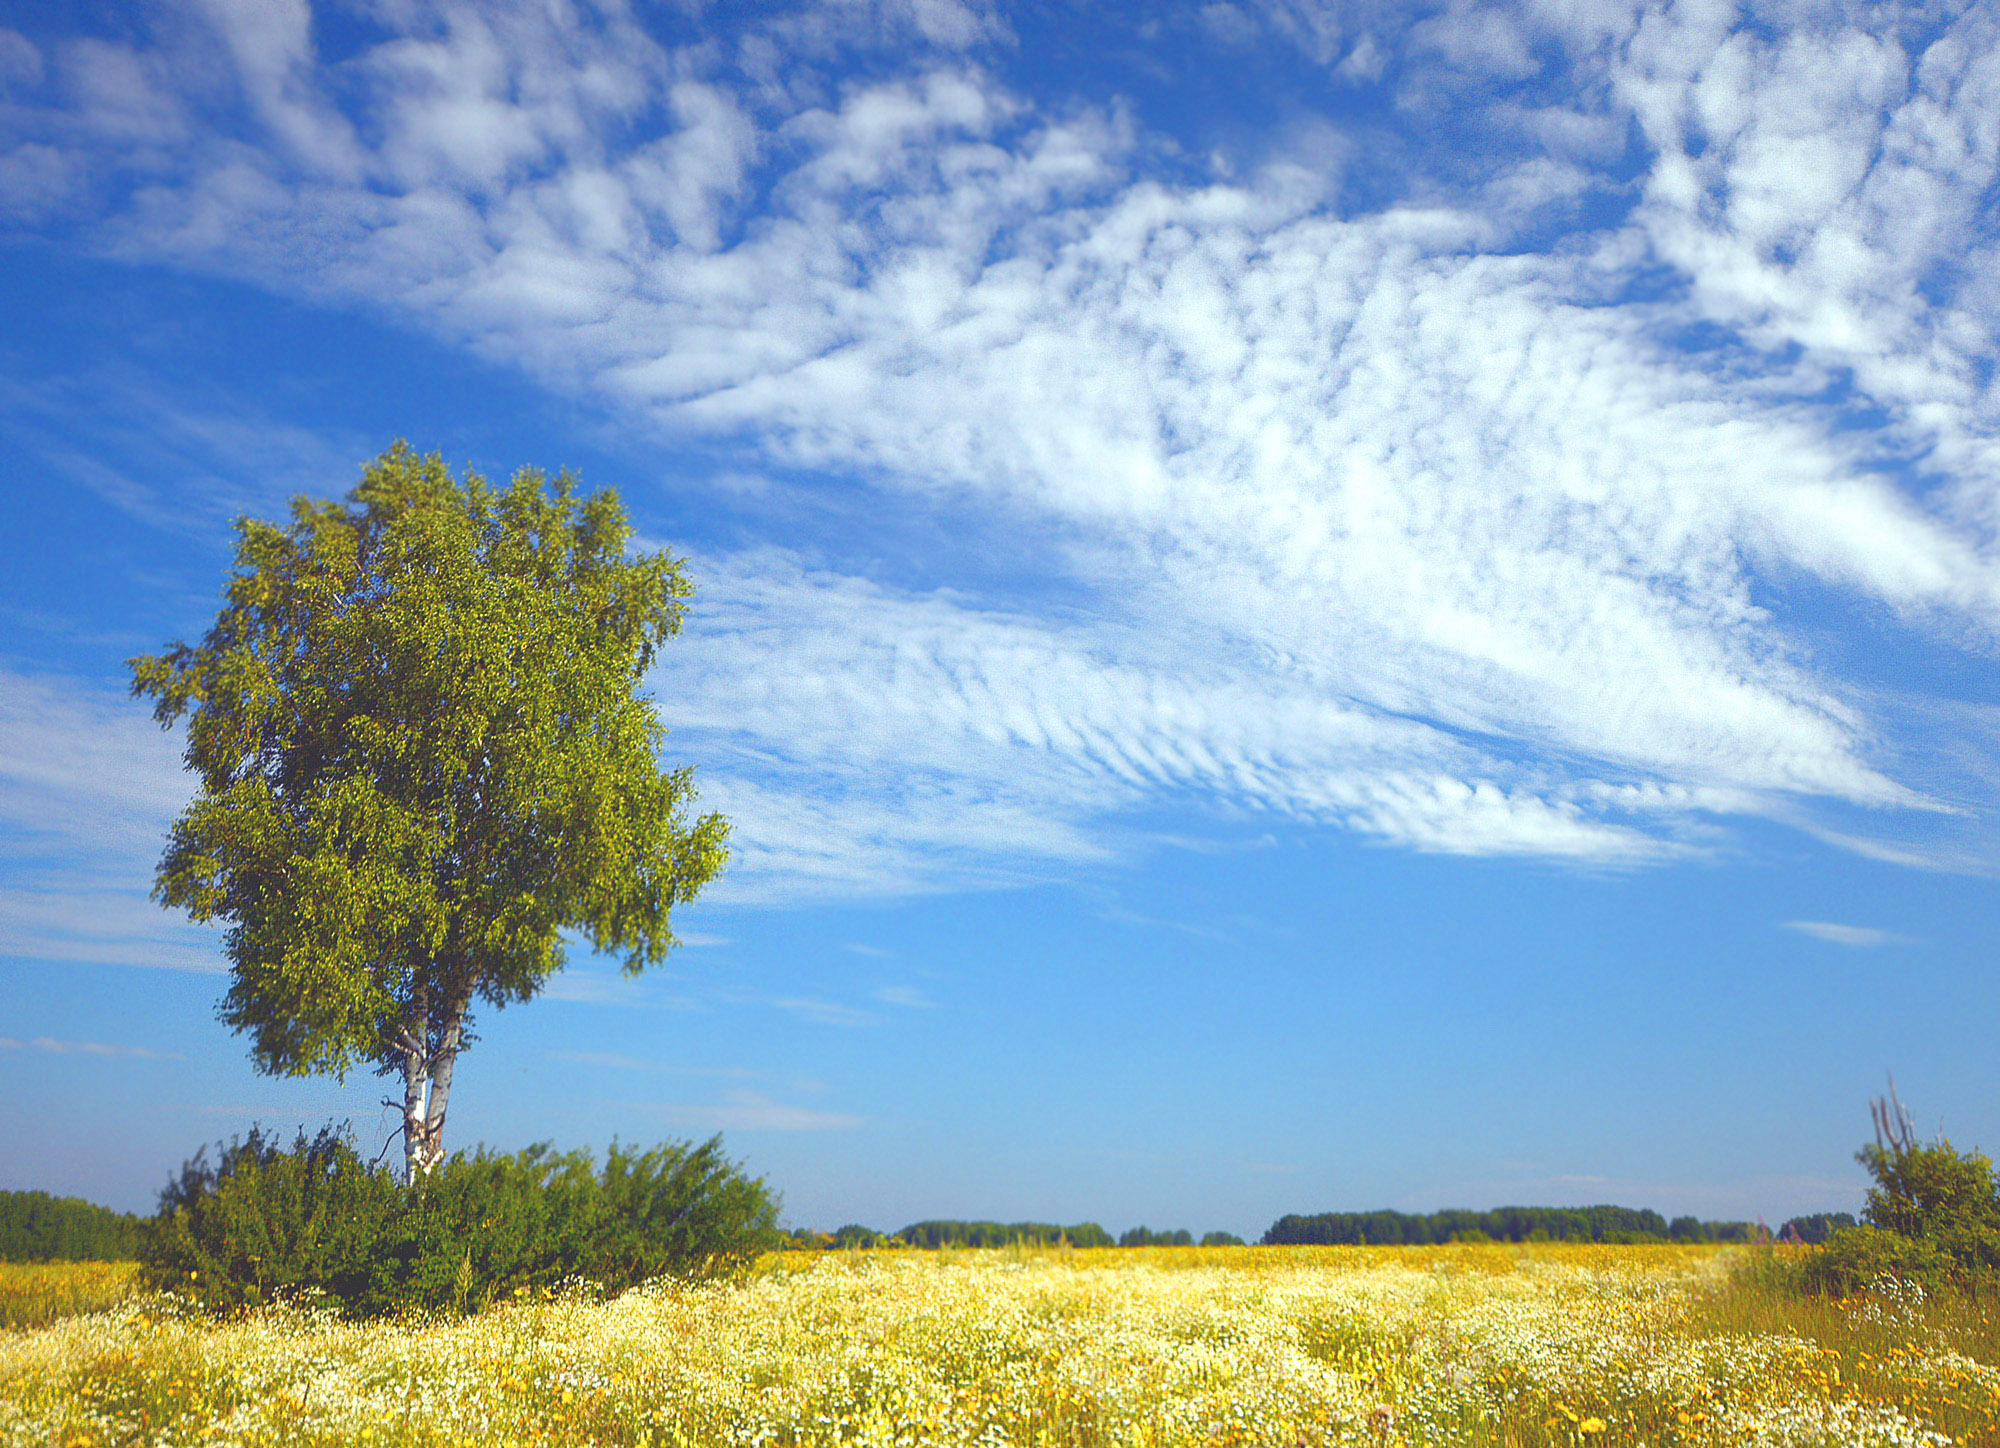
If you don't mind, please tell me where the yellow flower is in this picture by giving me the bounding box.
[1580,1417,1607,1434]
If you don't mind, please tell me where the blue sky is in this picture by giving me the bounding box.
[2,0,1998,1236]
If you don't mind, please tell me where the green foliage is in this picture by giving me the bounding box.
[1790,1089,2000,1295]
[138,1127,780,1318]
[137,1127,398,1312]
[0,1190,142,1261]
[582,1137,781,1286]
[1119,1226,1194,1247]
[1799,1224,1956,1295]
[129,444,726,1175]
[1262,1204,1735,1246]
[828,1224,894,1248]
[1858,1138,2000,1245]
[785,1223,1247,1251]
[896,1220,1116,1249]
[1778,1211,1856,1245]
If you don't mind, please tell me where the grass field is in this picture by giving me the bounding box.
[3,1245,1996,1446]
[0,1262,136,1331]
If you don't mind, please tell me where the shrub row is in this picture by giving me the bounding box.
[139,1126,780,1317]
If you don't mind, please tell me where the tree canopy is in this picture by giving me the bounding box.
[131,444,727,1176]
[1260,1205,1755,1246]
[0,1190,141,1261]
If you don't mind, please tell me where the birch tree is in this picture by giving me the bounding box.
[131,443,727,1180]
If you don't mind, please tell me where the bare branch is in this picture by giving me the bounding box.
[1871,1073,1918,1156]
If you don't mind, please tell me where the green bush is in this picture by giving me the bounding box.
[1794,1096,2000,1295]
[138,1127,396,1312]
[1857,1138,2000,1264]
[581,1137,784,1287]
[1800,1224,1955,1295]
[139,1127,780,1317]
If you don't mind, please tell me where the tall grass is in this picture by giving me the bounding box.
[7,1245,1994,1446]
[1667,1244,2000,1444]
[1696,1243,2000,1359]
[0,1262,137,1330]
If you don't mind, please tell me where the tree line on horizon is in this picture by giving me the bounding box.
[1261,1205,1852,1246]
[777,1206,1856,1250]
[0,1190,142,1261]
[1,1186,1856,1262]
[785,1221,1251,1250]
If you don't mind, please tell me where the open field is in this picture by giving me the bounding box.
[4,1245,1998,1446]
[0,1262,137,1331]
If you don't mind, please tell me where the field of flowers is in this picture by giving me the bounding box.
[3,1244,1996,1447]
[0,1262,136,1331]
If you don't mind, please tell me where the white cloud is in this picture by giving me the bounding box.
[775,996,876,1027]
[642,1089,862,1131]
[1616,0,2000,504]
[0,888,223,973]
[1782,920,1907,948]
[550,1052,757,1077]
[8,0,2000,910]
[538,964,698,1007]
[189,0,363,179]
[0,28,42,88]
[0,1035,182,1060]
[0,665,218,971]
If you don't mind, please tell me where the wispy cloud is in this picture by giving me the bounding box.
[0,368,371,537]
[873,986,934,1008]
[775,997,876,1027]
[6,0,1998,912]
[641,1090,862,1131]
[0,1034,182,1060]
[550,1051,756,1078]
[0,665,219,971]
[540,972,704,1008]
[1783,920,1909,949]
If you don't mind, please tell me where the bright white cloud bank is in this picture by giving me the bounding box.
[4,0,1998,905]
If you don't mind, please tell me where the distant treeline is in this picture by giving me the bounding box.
[785,1207,1858,1252]
[1121,1227,1246,1248]
[786,1221,1247,1250]
[1778,1212,1857,1245]
[0,1190,142,1261]
[1262,1206,1767,1246]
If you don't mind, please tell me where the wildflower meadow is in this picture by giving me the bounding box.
[6,1243,1998,1447]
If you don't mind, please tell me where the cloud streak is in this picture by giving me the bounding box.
[0,1034,182,1061]
[0,665,218,971]
[1783,920,1907,949]
[641,1090,862,1132]
[4,0,1997,905]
